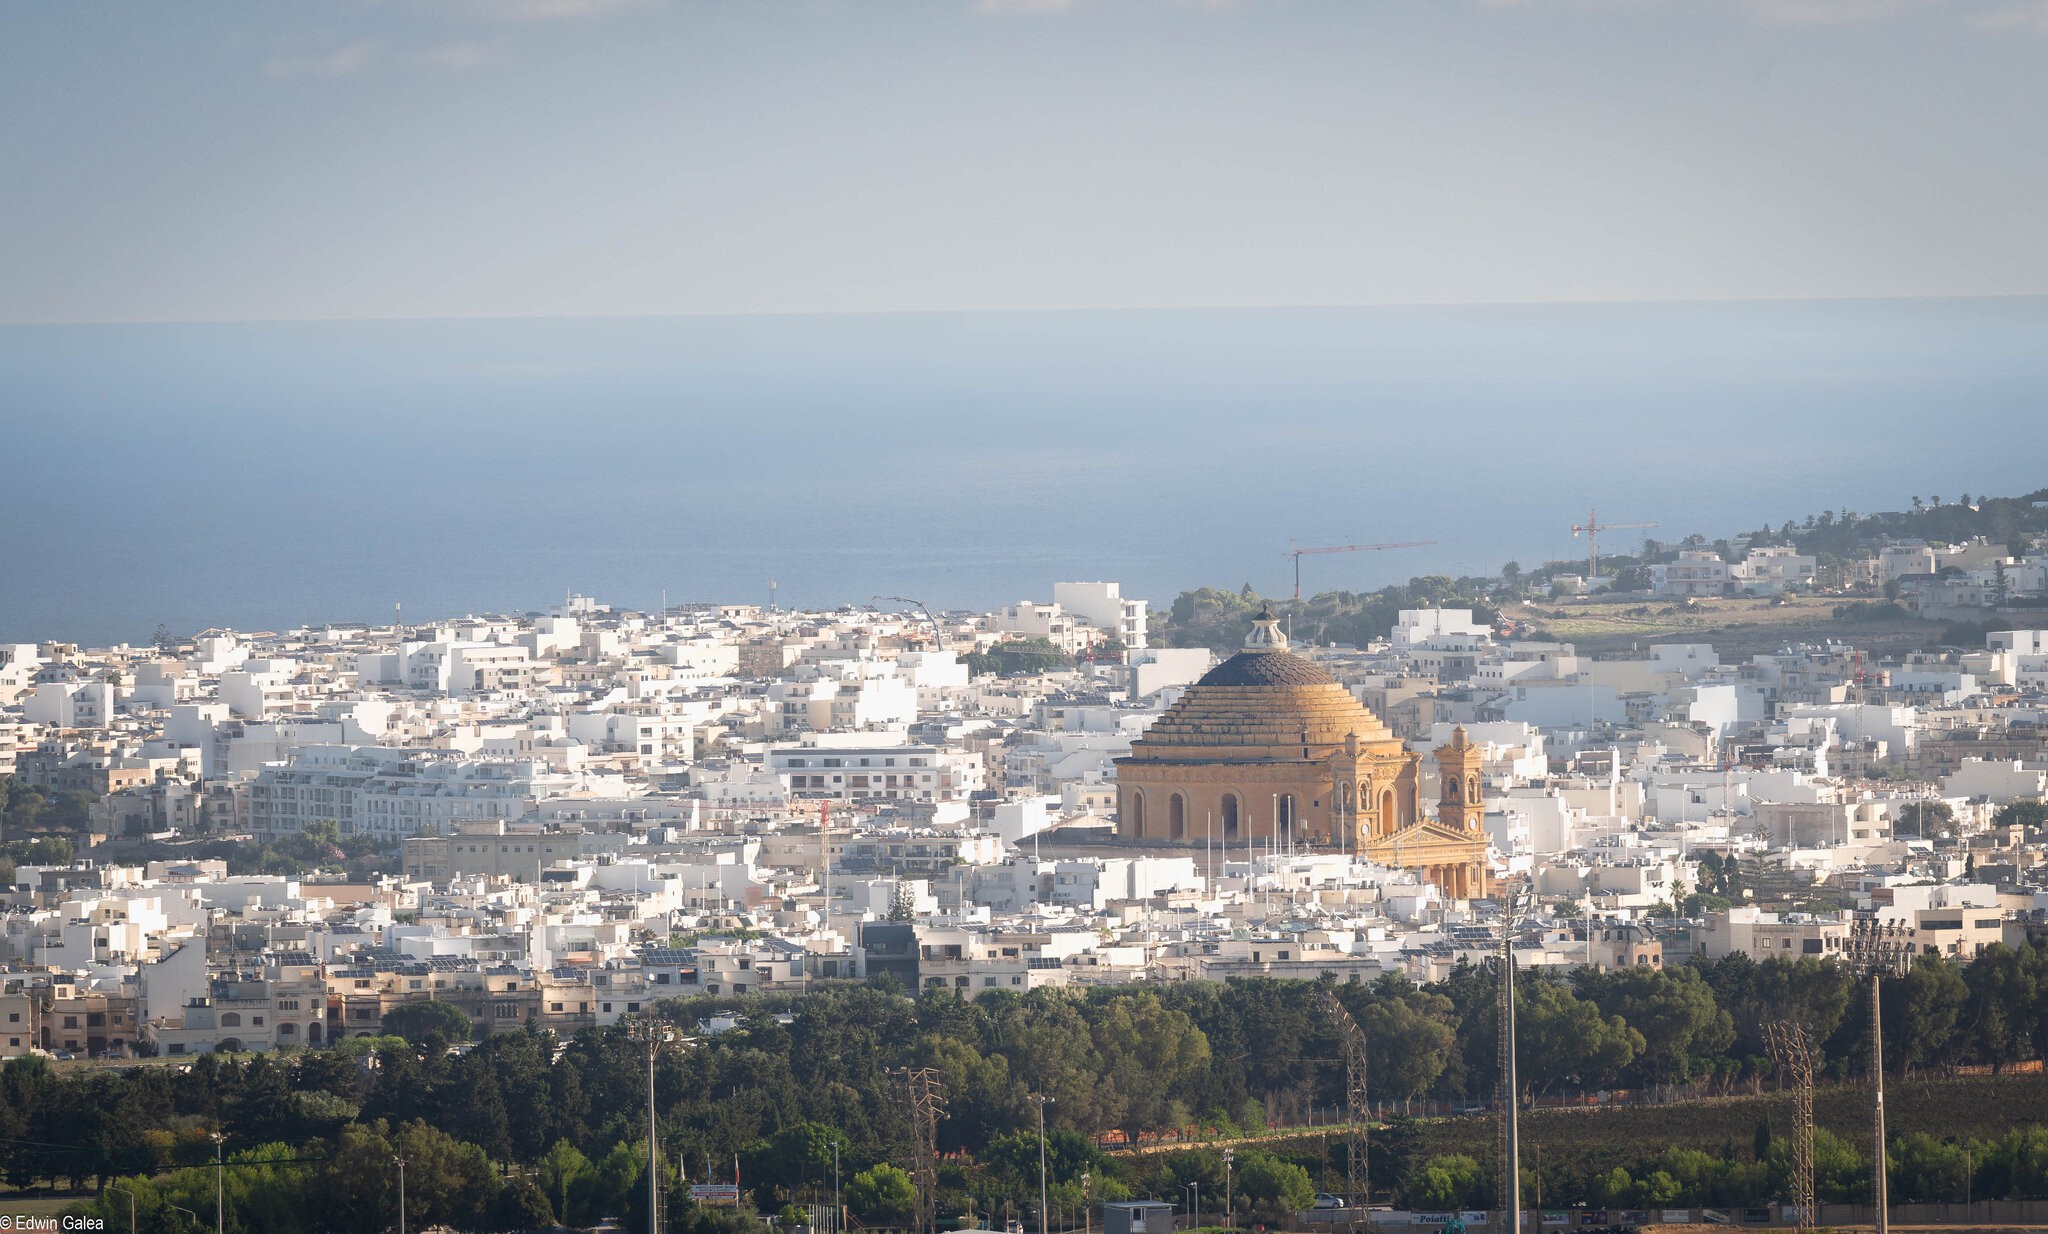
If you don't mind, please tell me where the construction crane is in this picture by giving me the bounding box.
[873,596,947,652]
[1286,540,1437,601]
[1568,509,1658,580]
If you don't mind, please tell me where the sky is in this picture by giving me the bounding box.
[5,0,2048,325]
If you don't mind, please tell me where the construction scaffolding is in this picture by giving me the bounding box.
[1766,1021,1817,1234]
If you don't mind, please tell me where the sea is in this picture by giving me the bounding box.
[3,297,2044,647]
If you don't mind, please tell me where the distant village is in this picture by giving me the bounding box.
[6,517,2048,1062]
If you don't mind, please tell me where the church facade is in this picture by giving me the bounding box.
[1114,607,1490,898]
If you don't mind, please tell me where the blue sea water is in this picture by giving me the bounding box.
[2,299,2044,647]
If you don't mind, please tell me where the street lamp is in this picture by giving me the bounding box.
[1844,920,1911,1234]
[167,1203,200,1232]
[108,1184,136,1234]
[1082,1171,1091,1234]
[1222,1150,1234,1233]
[833,1139,843,1234]
[629,1016,684,1234]
[1033,1094,1054,1234]
[395,1155,409,1234]
[211,1131,226,1234]
[1497,886,1533,1234]
[1186,1182,1200,1232]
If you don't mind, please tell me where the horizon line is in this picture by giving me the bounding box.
[7,290,2048,330]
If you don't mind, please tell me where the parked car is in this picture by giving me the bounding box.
[1314,1194,1348,1210]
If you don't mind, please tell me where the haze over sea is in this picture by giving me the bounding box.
[5,298,2045,648]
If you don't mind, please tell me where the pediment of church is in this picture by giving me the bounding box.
[1364,821,1486,858]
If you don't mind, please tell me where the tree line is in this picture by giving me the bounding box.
[19,942,2048,1232]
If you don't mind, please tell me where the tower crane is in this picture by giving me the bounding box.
[873,596,947,652]
[1286,540,1437,601]
[1569,509,1658,581]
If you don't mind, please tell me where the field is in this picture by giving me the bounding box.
[1228,1073,2048,1187]
[1500,595,1946,660]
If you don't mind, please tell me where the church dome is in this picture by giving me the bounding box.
[1196,648,1337,688]
[1130,604,1395,759]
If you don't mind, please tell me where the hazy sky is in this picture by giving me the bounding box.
[6,0,2047,324]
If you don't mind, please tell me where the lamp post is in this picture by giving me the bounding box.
[1186,1182,1200,1232]
[108,1184,136,1234]
[211,1131,226,1234]
[1082,1171,1092,1234]
[834,1139,843,1234]
[1846,920,1904,1234]
[395,1155,408,1234]
[1223,1150,1234,1232]
[629,1016,683,1234]
[1496,887,1534,1234]
[168,1203,200,1232]
[1033,1094,1053,1234]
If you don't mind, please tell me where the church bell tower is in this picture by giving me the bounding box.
[1433,725,1485,834]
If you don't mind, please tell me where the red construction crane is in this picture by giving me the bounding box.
[1569,509,1658,581]
[1286,539,1437,600]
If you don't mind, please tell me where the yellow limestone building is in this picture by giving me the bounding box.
[1114,605,1490,897]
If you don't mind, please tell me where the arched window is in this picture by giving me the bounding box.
[277,1022,297,1037]
[219,1012,241,1028]
[1381,789,1398,834]
[1467,774,1481,804]
[1221,793,1240,838]
[1170,793,1186,840]
[1128,790,1146,837]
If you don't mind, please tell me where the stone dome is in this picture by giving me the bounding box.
[1133,670,1395,759]
[1196,648,1337,688]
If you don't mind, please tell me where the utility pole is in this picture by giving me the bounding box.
[1034,1094,1053,1234]
[1871,970,1889,1234]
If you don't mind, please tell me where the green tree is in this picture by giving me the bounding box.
[1232,1149,1314,1212]
[845,1164,915,1222]
[1515,976,1643,1095]
[1362,992,1456,1105]
[1889,956,1968,1074]
[381,1000,473,1048]
[1896,799,1955,838]
[1992,800,2048,829]
[1409,1154,1488,1210]
[1890,1132,1971,1202]
[540,1139,595,1228]
[1087,990,1212,1145]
